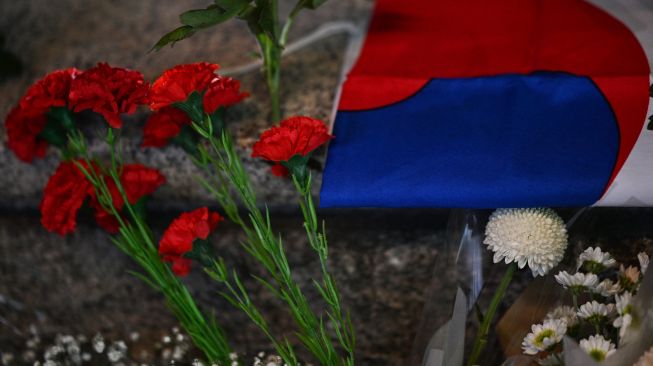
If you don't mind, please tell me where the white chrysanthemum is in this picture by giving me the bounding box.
[579,335,616,362]
[639,252,649,275]
[613,292,634,340]
[546,305,579,328]
[554,271,599,292]
[537,353,562,366]
[484,208,568,277]
[593,279,621,297]
[634,346,653,366]
[577,300,614,322]
[522,319,567,355]
[577,247,617,273]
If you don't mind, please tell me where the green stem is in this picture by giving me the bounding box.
[192,121,343,365]
[466,263,517,366]
[280,0,304,47]
[68,131,234,365]
[293,174,355,364]
[260,35,282,122]
[208,260,299,366]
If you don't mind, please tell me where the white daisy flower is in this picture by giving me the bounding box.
[537,353,562,366]
[638,252,649,275]
[613,292,634,340]
[484,208,568,277]
[593,279,621,297]
[546,305,579,328]
[577,301,614,325]
[619,265,641,292]
[577,247,617,273]
[579,334,616,362]
[634,346,653,366]
[522,319,567,355]
[554,271,599,293]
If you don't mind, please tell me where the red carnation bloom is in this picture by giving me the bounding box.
[251,116,333,176]
[41,160,164,235]
[5,107,48,162]
[141,107,190,148]
[20,68,80,114]
[40,160,94,235]
[149,63,219,111]
[159,207,223,276]
[69,63,149,128]
[89,164,166,233]
[203,76,249,114]
[5,68,79,162]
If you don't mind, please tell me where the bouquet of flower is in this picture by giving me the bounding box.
[522,246,650,365]
[5,62,354,366]
[417,208,653,366]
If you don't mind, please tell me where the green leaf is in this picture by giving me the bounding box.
[151,26,196,52]
[181,1,249,29]
[282,153,310,183]
[209,107,226,136]
[173,91,205,123]
[214,0,252,12]
[39,107,76,148]
[181,6,226,29]
[255,0,277,39]
[183,238,216,267]
[302,0,327,10]
[171,124,201,158]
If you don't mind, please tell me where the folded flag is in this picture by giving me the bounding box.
[320,0,653,208]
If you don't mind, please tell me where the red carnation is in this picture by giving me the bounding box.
[41,160,164,235]
[20,68,80,114]
[203,76,249,114]
[68,63,149,128]
[159,207,223,276]
[5,68,79,162]
[5,107,48,162]
[251,116,333,176]
[89,164,166,233]
[40,160,94,235]
[149,63,219,111]
[141,107,190,148]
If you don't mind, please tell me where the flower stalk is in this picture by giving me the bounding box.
[189,113,352,365]
[292,173,355,365]
[466,262,517,366]
[67,130,235,365]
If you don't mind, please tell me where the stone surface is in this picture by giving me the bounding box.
[0,210,447,365]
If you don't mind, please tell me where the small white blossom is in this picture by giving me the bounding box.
[593,279,621,297]
[522,319,567,355]
[546,305,578,328]
[613,292,634,340]
[554,271,599,292]
[92,333,105,353]
[484,208,568,277]
[579,334,616,362]
[577,247,617,272]
[577,301,614,322]
[638,252,649,275]
[107,341,127,362]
